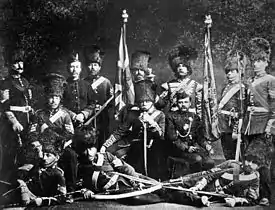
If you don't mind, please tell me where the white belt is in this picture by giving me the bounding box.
[10,105,32,113]
[220,110,238,118]
[247,106,269,112]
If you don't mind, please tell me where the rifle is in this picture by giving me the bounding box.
[82,95,114,127]
[233,51,244,182]
[163,185,233,199]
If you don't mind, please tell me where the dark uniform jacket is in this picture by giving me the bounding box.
[166,110,208,152]
[17,163,66,197]
[0,76,32,130]
[218,82,247,134]
[79,152,137,192]
[63,78,95,121]
[103,106,165,148]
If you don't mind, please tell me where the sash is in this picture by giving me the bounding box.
[92,153,105,190]
[150,109,161,120]
[40,109,64,133]
[218,85,241,110]
[91,76,105,90]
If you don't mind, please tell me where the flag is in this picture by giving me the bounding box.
[202,15,220,141]
[114,19,135,119]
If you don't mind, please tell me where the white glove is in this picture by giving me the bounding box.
[75,113,85,123]
[0,89,9,103]
[13,121,24,132]
[81,189,94,199]
[100,146,106,153]
[95,104,102,112]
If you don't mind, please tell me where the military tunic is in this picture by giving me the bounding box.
[166,110,214,172]
[103,106,166,179]
[160,78,202,116]
[63,78,95,122]
[218,82,247,160]
[85,75,114,148]
[29,106,77,192]
[79,152,138,193]
[0,76,33,174]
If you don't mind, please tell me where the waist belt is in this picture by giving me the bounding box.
[220,110,238,118]
[10,105,32,113]
[247,106,269,112]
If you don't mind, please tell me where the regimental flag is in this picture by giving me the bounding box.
[202,15,220,141]
[114,11,135,119]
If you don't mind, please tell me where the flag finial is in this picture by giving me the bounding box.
[204,15,212,28]
[122,9,128,23]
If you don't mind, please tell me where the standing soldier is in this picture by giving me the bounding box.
[84,45,114,148]
[218,51,248,160]
[243,37,275,206]
[166,92,214,173]
[0,49,33,178]
[159,45,202,116]
[28,73,77,192]
[63,52,95,127]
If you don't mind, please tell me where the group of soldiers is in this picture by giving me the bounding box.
[0,36,274,207]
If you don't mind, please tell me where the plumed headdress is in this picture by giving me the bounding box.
[224,50,248,73]
[134,80,156,103]
[247,37,271,62]
[84,45,105,65]
[168,45,198,75]
[43,73,67,97]
[130,50,151,72]
[67,52,80,64]
[11,49,25,64]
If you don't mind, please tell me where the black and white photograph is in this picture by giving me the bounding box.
[0,0,275,209]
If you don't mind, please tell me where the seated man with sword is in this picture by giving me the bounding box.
[27,73,77,193]
[100,81,167,180]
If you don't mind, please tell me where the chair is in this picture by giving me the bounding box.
[167,156,190,179]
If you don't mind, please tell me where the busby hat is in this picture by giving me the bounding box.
[43,73,67,97]
[130,50,151,72]
[224,50,248,73]
[11,49,25,64]
[248,37,271,62]
[168,45,198,75]
[74,129,97,155]
[67,52,80,64]
[84,45,105,65]
[134,80,156,103]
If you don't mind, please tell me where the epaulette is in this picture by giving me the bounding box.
[56,166,65,176]
[18,164,34,172]
[130,106,140,111]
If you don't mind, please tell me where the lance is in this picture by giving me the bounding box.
[82,95,114,127]
[143,117,148,176]
[111,172,159,185]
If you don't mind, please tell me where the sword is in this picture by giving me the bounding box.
[143,118,148,176]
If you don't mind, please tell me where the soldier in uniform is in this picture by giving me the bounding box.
[15,140,67,207]
[100,81,166,180]
[218,51,248,160]
[0,49,33,178]
[28,73,77,192]
[84,45,114,148]
[166,92,214,173]
[63,52,95,127]
[73,130,139,198]
[243,37,275,206]
[159,45,202,116]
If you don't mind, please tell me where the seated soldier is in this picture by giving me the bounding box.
[15,140,67,207]
[166,92,214,173]
[100,81,166,180]
[28,73,77,192]
[73,130,140,198]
